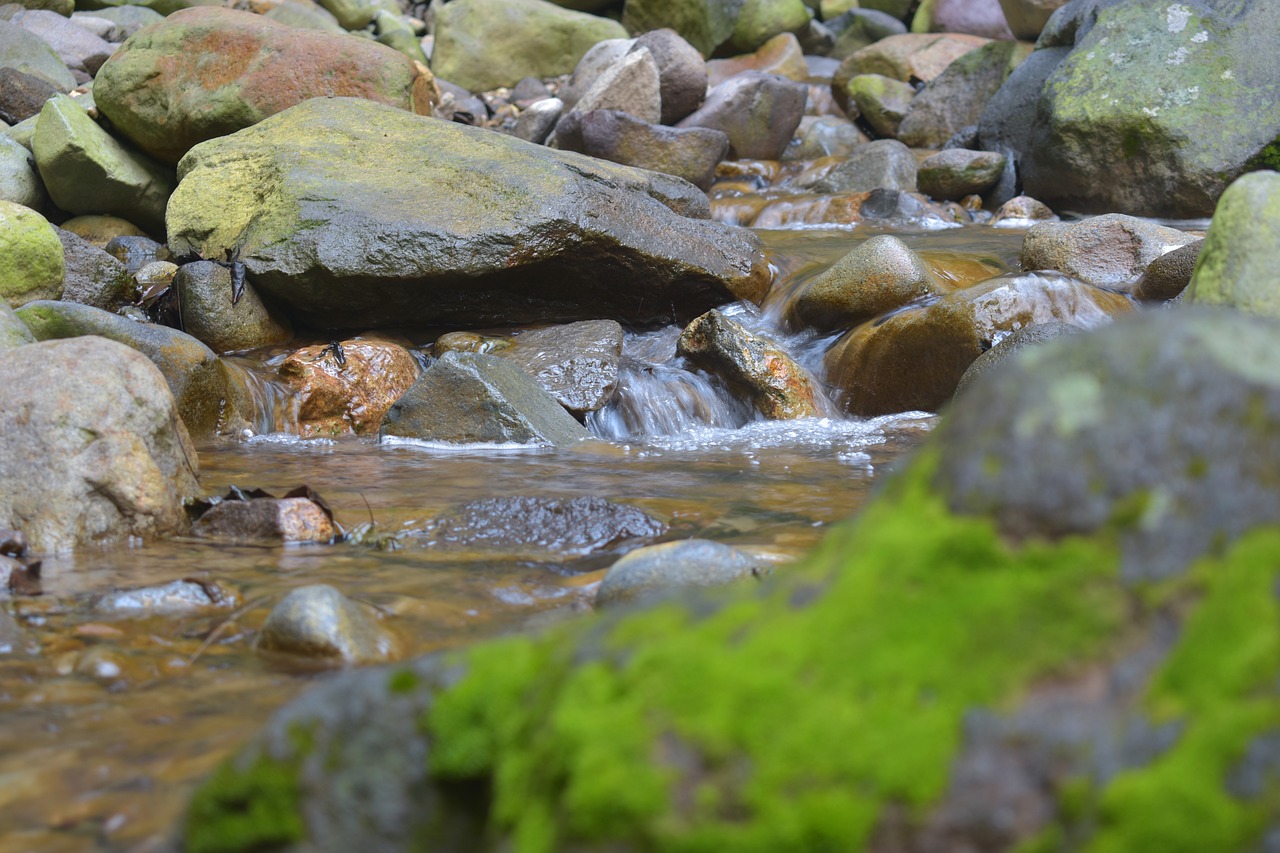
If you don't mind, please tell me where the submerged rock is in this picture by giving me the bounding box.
[276,339,419,438]
[380,351,591,447]
[596,539,764,607]
[193,497,338,545]
[0,336,198,553]
[93,579,236,614]
[257,584,398,664]
[167,97,770,331]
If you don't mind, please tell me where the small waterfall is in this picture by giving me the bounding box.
[222,356,297,437]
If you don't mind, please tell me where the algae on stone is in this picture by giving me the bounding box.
[1187,171,1280,319]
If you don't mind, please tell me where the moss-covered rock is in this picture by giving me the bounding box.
[726,0,812,55]
[899,38,1032,149]
[1187,171,1280,318]
[0,199,62,307]
[622,0,742,58]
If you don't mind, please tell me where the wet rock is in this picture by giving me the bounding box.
[997,0,1067,40]
[0,18,76,92]
[0,200,63,307]
[0,336,198,552]
[167,98,770,331]
[991,194,1057,227]
[175,261,293,354]
[32,94,174,235]
[706,31,809,87]
[786,116,866,161]
[60,214,146,248]
[621,0,738,57]
[727,0,811,56]
[1020,214,1197,290]
[631,28,707,125]
[844,74,915,139]
[825,271,1132,415]
[898,39,1031,149]
[1133,239,1202,304]
[833,32,990,113]
[574,110,729,191]
[789,234,943,333]
[193,498,339,544]
[953,320,1080,397]
[432,331,513,357]
[277,339,420,438]
[0,606,33,656]
[1186,171,1280,318]
[935,308,1280,580]
[16,300,254,442]
[71,645,135,684]
[826,8,907,62]
[431,0,627,93]
[597,539,763,607]
[512,97,563,145]
[420,496,667,557]
[0,302,35,351]
[918,148,1006,200]
[678,309,822,420]
[9,9,115,78]
[809,139,918,194]
[676,71,807,162]
[0,67,61,126]
[560,47,661,130]
[380,351,591,447]
[133,260,177,300]
[1017,0,1280,218]
[93,579,236,614]
[103,234,166,272]
[257,584,398,664]
[93,7,436,166]
[494,319,623,416]
[55,226,136,311]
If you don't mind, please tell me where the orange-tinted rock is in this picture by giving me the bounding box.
[94,6,438,165]
[706,32,809,88]
[832,32,989,113]
[277,339,419,438]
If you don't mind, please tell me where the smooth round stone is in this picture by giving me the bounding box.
[1020,214,1197,289]
[0,199,63,307]
[59,214,145,247]
[256,584,400,664]
[596,539,764,607]
[917,148,1006,200]
[1186,171,1280,318]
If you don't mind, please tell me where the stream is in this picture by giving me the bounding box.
[0,221,1028,852]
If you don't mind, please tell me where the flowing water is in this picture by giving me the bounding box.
[0,204,1031,850]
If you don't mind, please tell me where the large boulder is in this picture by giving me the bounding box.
[93,7,436,166]
[0,336,198,553]
[1016,0,1280,217]
[184,312,1280,853]
[0,200,63,307]
[1186,171,1280,318]
[167,98,770,331]
[431,0,627,93]
[622,0,742,57]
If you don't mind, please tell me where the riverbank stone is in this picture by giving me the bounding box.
[277,339,419,438]
[16,300,254,442]
[898,39,1030,149]
[9,9,114,78]
[918,148,1005,200]
[675,71,807,162]
[726,0,811,56]
[825,270,1132,415]
[572,110,729,191]
[0,68,62,127]
[596,539,764,606]
[844,73,915,139]
[167,97,770,331]
[1020,214,1196,290]
[557,47,661,130]
[833,32,989,112]
[952,319,1078,397]
[0,19,76,91]
[93,7,437,167]
[1186,171,1280,318]
[431,0,627,93]
[32,94,174,235]
[193,497,339,545]
[257,585,399,665]
[706,32,809,87]
[0,336,198,553]
[789,234,942,332]
[0,200,63,307]
[55,226,135,310]
[59,214,145,247]
[491,319,623,416]
[0,134,46,210]
[174,261,293,354]
[810,139,918,194]
[380,351,591,447]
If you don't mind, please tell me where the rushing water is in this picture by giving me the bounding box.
[0,221,1029,852]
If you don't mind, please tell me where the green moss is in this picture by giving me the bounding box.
[1246,140,1280,173]
[388,667,421,695]
[184,743,306,853]
[425,448,1128,850]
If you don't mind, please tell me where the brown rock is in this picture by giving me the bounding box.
[706,32,809,88]
[193,497,338,544]
[832,32,990,113]
[277,339,420,438]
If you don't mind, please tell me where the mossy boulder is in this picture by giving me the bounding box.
[726,0,812,55]
[1019,0,1280,217]
[0,134,46,209]
[622,0,743,58]
[432,0,627,93]
[185,309,1280,853]
[93,7,437,166]
[0,200,63,307]
[0,301,35,351]
[832,31,989,113]
[167,97,770,331]
[1187,171,1280,318]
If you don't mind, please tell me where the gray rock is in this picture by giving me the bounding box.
[496,319,623,415]
[566,47,661,127]
[826,8,907,61]
[32,95,174,235]
[167,98,770,331]
[1133,239,1202,303]
[1186,171,1280,318]
[558,37,634,110]
[264,0,345,31]
[76,5,164,39]
[257,584,399,664]
[953,320,1080,397]
[103,234,167,272]
[0,19,75,91]
[810,138,918,194]
[789,234,942,332]
[380,351,592,447]
[0,134,44,209]
[631,28,707,125]
[0,336,198,553]
[975,45,1066,176]
[512,97,563,145]
[193,498,339,544]
[16,300,255,442]
[786,116,865,161]
[419,496,667,558]
[676,71,807,161]
[596,539,763,607]
[11,9,114,76]
[55,226,136,310]
[1020,214,1196,289]
[174,261,293,354]
[678,309,822,420]
[576,110,729,191]
[933,308,1280,580]
[998,0,1068,39]
[0,302,35,351]
[918,148,1006,200]
[92,579,236,614]
[914,0,1014,39]
[621,0,740,57]
[899,39,1031,150]
[0,67,61,126]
